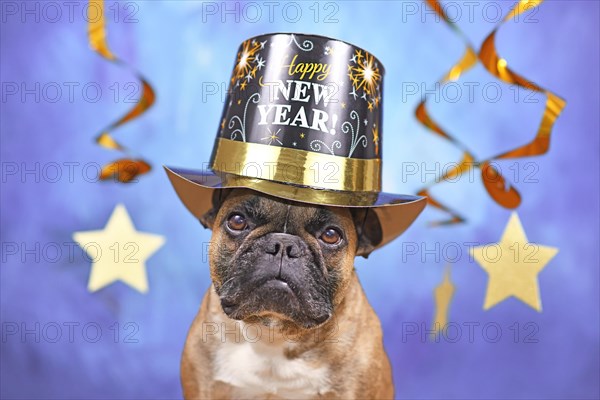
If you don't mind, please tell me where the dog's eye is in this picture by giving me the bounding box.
[227,214,247,231]
[320,227,342,245]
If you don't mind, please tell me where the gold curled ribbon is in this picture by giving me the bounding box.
[88,0,155,183]
[416,0,566,226]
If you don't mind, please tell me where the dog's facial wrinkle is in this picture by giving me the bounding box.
[282,204,292,234]
[304,207,330,234]
[239,196,270,226]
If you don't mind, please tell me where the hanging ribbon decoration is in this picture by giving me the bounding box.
[88,0,155,183]
[416,0,566,226]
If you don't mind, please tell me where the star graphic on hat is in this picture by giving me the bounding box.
[372,125,379,155]
[470,213,558,311]
[261,128,283,146]
[256,55,266,70]
[354,49,364,62]
[73,204,165,293]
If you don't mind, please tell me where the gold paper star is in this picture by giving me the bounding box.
[73,204,165,293]
[431,266,454,336]
[470,212,558,311]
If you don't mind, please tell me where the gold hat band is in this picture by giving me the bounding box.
[211,138,381,192]
[218,174,381,207]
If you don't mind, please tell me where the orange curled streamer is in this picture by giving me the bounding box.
[88,0,155,183]
[416,0,566,226]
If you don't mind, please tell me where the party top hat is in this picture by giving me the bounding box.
[165,33,426,250]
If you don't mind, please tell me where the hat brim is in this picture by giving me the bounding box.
[165,166,426,250]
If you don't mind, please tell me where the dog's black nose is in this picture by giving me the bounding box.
[265,233,303,259]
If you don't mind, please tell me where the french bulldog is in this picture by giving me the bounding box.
[181,188,394,399]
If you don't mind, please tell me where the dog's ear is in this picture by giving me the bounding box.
[199,189,232,230]
[350,208,383,258]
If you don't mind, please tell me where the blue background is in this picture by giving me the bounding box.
[1,1,598,399]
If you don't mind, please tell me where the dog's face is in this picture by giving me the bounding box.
[200,189,382,329]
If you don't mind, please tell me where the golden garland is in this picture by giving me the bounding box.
[88,0,155,183]
[416,0,566,225]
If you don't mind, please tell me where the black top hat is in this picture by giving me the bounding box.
[166,33,425,249]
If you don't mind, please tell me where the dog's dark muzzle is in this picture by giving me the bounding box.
[219,233,332,327]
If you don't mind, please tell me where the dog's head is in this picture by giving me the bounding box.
[200,189,382,329]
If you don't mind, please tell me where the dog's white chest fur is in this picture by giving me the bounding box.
[213,333,331,399]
